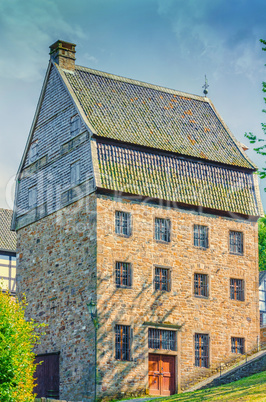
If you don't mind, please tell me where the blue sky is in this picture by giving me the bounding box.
[1,0,266,210]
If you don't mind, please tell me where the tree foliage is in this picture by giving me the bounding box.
[0,291,43,401]
[245,39,266,179]
[258,216,266,271]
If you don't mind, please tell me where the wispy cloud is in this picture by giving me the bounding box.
[0,0,85,81]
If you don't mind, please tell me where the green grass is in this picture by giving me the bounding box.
[155,371,266,402]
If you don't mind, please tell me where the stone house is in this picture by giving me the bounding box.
[12,40,263,401]
[0,208,16,294]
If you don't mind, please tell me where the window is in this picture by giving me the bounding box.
[229,231,243,255]
[231,337,244,354]
[28,186,37,208]
[148,328,176,351]
[155,218,170,242]
[154,267,171,291]
[70,114,81,137]
[115,262,131,288]
[70,161,80,185]
[260,279,266,327]
[115,325,130,361]
[0,253,16,294]
[115,211,131,236]
[29,142,39,163]
[230,278,245,301]
[194,273,208,297]
[194,225,208,248]
[195,333,209,368]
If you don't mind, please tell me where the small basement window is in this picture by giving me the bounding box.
[231,337,244,354]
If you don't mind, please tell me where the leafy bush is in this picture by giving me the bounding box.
[0,291,43,401]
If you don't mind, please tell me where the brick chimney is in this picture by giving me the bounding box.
[49,40,76,71]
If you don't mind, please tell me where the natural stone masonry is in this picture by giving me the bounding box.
[200,350,266,389]
[95,194,259,398]
[17,192,260,400]
[17,194,97,402]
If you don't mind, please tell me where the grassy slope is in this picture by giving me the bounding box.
[156,371,266,402]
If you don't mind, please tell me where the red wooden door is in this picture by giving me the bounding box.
[148,354,175,396]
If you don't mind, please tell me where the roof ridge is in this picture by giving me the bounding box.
[73,65,207,102]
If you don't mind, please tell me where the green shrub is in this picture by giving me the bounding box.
[0,291,44,401]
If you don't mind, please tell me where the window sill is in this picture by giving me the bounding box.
[194,295,209,300]
[194,246,208,250]
[149,348,178,355]
[115,233,131,238]
[229,252,244,256]
[115,286,133,290]
[155,239,171,244]
[230,298,245,302]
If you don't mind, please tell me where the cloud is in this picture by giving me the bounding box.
[156,0,266,80]
[0,0,85,82]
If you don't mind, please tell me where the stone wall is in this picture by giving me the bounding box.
[17,191,260,401]
[96,194,260,398]
[17,193,97,402]
[261,327,266,344]
[200,351,266,389]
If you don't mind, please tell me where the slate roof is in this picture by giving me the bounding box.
[0,209,16,252]
[96,141,261,216]
[64,66,255,169]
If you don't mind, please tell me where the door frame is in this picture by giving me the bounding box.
[144,324,181,395]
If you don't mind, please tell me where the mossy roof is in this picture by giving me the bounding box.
[0,209,16,252]
[64,66,255,169]
[96,142,261,216]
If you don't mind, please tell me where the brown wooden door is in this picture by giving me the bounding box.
[34,353,60,399]
[148,354,175,396]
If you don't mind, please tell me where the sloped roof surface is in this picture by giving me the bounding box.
[96,141,260,216]
[0,209,16,251]
[64,66,254,169]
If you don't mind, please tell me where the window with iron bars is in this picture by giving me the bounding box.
[229,231,243,255]
[148,328,176,351]
[194,273,208,297]
[115,325,130,361]
[230,278,245,301]
[194,225,208,248]
[115,262,131,288]
[231,337,244,354]
[195,333,209,368]
[154,267,171,291]
[155,218,171,243]
[260,279,266,327]
[115,211,131,236]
